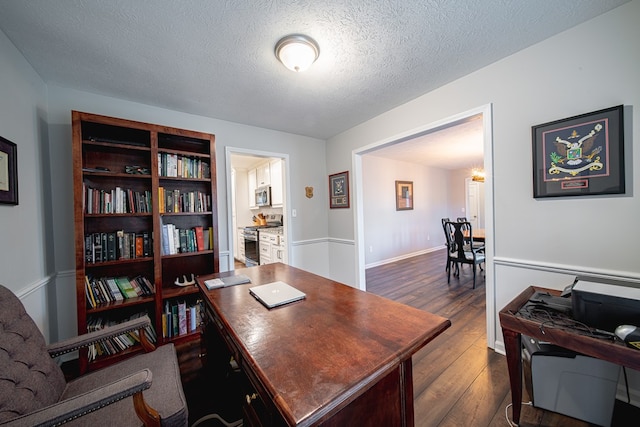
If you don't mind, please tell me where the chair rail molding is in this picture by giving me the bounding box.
[493,256,640,282]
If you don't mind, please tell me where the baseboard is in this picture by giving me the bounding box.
[365,245,446,269]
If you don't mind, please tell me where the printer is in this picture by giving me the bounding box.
[571,276,640,332]
[522,335,620,426]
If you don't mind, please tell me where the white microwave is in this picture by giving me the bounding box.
[255,186,271,207]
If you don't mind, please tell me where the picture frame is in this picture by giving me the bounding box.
[329,171,349,208]
[532,105,624,198]
[0,136,18,205]
[395,180,413,210]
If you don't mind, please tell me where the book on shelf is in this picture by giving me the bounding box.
[86,312,157,361]
[158,153,210,179]
[178,301,187,335]
[194,226,204,251]
[84,185,152,215]
[84,230,152,264]
[161,224,211,255]
[115,276,140,299]
[85,274,154,308]
[162,299,203,338]
[158,187,210,213]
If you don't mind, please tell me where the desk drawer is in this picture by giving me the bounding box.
[206,309,240,363]
[240,358,278,427]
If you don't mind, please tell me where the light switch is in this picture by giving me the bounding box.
[292,209,297,217]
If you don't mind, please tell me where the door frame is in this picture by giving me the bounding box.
[225,146,290,271]
[352,103,496,348]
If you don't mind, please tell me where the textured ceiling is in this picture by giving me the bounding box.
[0,1,628,159]
[369,114,485,170]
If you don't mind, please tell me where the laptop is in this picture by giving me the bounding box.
[249,281,306,309]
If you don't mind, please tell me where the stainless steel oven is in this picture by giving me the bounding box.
[244,228,259,267]
[243,215,283,267]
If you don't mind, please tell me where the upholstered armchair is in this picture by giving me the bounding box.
[0,284,188,426]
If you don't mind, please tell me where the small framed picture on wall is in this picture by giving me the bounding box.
[395,180,413,210]
[329,171,349,208]
[0,136,18,205]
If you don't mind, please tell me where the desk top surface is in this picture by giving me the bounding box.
[198,263,450,426]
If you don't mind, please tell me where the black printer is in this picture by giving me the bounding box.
[570,276,640,332]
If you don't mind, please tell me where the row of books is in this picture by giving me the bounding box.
[87,312,157,361]
[158,153,211,179]
[85,275,155,308]
[162,300,203,338]
[85,231,152,264]
[158,187,211,213]
[83,184,152,214]
[161,224,213,255]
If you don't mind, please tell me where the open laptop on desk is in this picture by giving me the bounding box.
[249,281,306,309]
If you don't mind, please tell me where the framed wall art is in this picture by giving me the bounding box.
[532,105,624,198]
[395,180,413,210]
[329,171,349,208]
[0,136,18,205]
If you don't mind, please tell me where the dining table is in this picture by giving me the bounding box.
[463,228,485,242]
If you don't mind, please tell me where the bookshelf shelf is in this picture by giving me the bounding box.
[86,295,156,314]
[73,111,219,373]
[161,211,213,216]
[161,250,214,260]
[83,140,152,152]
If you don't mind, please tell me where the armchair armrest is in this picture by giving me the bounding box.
[1,369,159,427]
[47,315,155,358]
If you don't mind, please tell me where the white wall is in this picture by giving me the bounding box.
[362,155,449,266]
[327,0,640,349]
[0,27,55,340]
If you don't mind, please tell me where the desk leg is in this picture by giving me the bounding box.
[503,329,522,424]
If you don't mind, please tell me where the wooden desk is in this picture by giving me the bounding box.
[198,263,451,426]
[499,286,640,425]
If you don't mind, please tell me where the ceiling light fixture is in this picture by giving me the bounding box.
[275,34,320,72]
[471,168,486,182]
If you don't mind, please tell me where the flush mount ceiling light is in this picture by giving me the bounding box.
[275,34,320,72]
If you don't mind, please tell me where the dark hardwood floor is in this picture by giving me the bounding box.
[181,251,639,426]
[366,249,639,427]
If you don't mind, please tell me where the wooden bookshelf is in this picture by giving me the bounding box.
[72,111,219,373]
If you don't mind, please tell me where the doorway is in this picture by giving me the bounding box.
[226,147,290,271]
[352,104,495,348]
[465,178,485,230]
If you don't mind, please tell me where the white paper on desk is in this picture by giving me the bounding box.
[205,274,251,290]
[204,278,225,290]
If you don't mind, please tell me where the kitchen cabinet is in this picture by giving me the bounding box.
[248,168,257,209]
[259,232,272,265]
[259,229,286,265]
[271,233,286,263]
[256,162,270,187]
[269,158,283,207]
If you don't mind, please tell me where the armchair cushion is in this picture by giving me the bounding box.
[0,286,66,423]
[62,344,187,427]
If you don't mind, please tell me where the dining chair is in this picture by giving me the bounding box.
[446,221,485,289]
[441,218,458,276]
[0,284,188,426]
